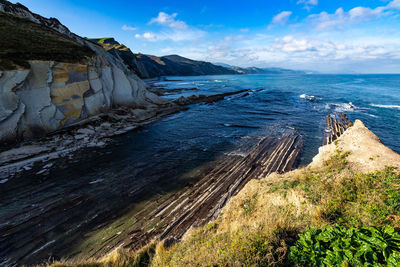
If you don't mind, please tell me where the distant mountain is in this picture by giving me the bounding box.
[90,38,306,78]
[89,38,239,78]
[214,63,306,75]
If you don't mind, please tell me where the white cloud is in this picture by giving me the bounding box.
[136,11,205,42]
[273,35,316,52]
[308,0,400,30]
[297,0,318,11]
[135,29,205,42]
[131,3,400,73]
[135,32,158,41]
[272,11,292,25]
[149,12,188,29]
[182,32,400,73]
[122,25,137,31]
[224,35,244,42]
[389,0,400,9]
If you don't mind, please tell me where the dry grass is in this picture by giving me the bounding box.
[44,149,399,266]
[0,13,94,70]
[44,122,400,266]
[150,149,400,266]
[40,243,156,267]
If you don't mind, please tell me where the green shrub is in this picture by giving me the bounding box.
[289,225,400,266]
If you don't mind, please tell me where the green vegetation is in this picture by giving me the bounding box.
[150,150,400,266]
[88,38,130,52]
[289,225,400,266]
[0,13,94,70]
[46,150,400,266]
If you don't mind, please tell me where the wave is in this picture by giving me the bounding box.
[89,179,104,184]
[370,104,400,110]
[366,114,378,118]
[299,94,321,102]
[325,102,356,112]
[353,78,365,84]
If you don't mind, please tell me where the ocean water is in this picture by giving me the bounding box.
[155,74,400,161]
[1,74,399,264]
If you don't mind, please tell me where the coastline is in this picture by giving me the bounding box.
[0,102,183,181]
[0,80,251,182]
[37,118,400,266]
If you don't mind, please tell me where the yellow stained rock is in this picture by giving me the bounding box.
[50,63,90,125]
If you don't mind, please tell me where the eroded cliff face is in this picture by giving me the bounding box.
[0,56,169,142]
[0,0,169,142]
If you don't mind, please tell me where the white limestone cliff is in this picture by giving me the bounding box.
[0,0,170,142]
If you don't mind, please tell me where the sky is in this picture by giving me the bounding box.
[10,0,400,73]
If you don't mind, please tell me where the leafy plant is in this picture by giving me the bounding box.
[289,225,400,266]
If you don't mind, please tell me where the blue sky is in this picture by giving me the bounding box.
[11,0,400,73]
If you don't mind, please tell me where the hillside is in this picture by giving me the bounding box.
[0,1,173,143]
[90,38,239,78]
[90,38,305,79]
[0,11,94,70]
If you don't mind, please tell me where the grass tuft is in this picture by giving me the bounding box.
[45,150,400,267]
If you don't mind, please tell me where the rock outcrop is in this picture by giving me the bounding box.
[312,119,400,172]
[0,0,171,143]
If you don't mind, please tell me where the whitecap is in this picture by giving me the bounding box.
[89,179,104,184]
[370,104,400,110]
[366,114,378,118]
[325,102,356,112]
[353,78,365,84]
[299,94,318,101]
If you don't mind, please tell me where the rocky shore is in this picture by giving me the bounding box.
[173,89,250,105]
[0,82,255,182]
[0,102,183,182]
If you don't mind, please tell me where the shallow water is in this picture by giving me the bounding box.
[1,74,399,265]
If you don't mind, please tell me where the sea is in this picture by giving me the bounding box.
[1,74,399,264]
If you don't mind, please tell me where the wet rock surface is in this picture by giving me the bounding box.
[0,103,182,181]
[0,128,303,266]
[173,89,250,105]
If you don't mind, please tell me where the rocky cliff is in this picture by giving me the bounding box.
[0,1,170,143]
[90,38,240,79]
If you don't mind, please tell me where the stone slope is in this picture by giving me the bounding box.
[311,120,400,172]
[0,0,171,143]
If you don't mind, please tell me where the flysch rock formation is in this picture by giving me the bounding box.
[312,119,400,173]
[0,0,175,144]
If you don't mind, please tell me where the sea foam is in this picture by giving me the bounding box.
[370,104,400,110]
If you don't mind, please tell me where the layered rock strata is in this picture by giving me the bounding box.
[0,0,173,143]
